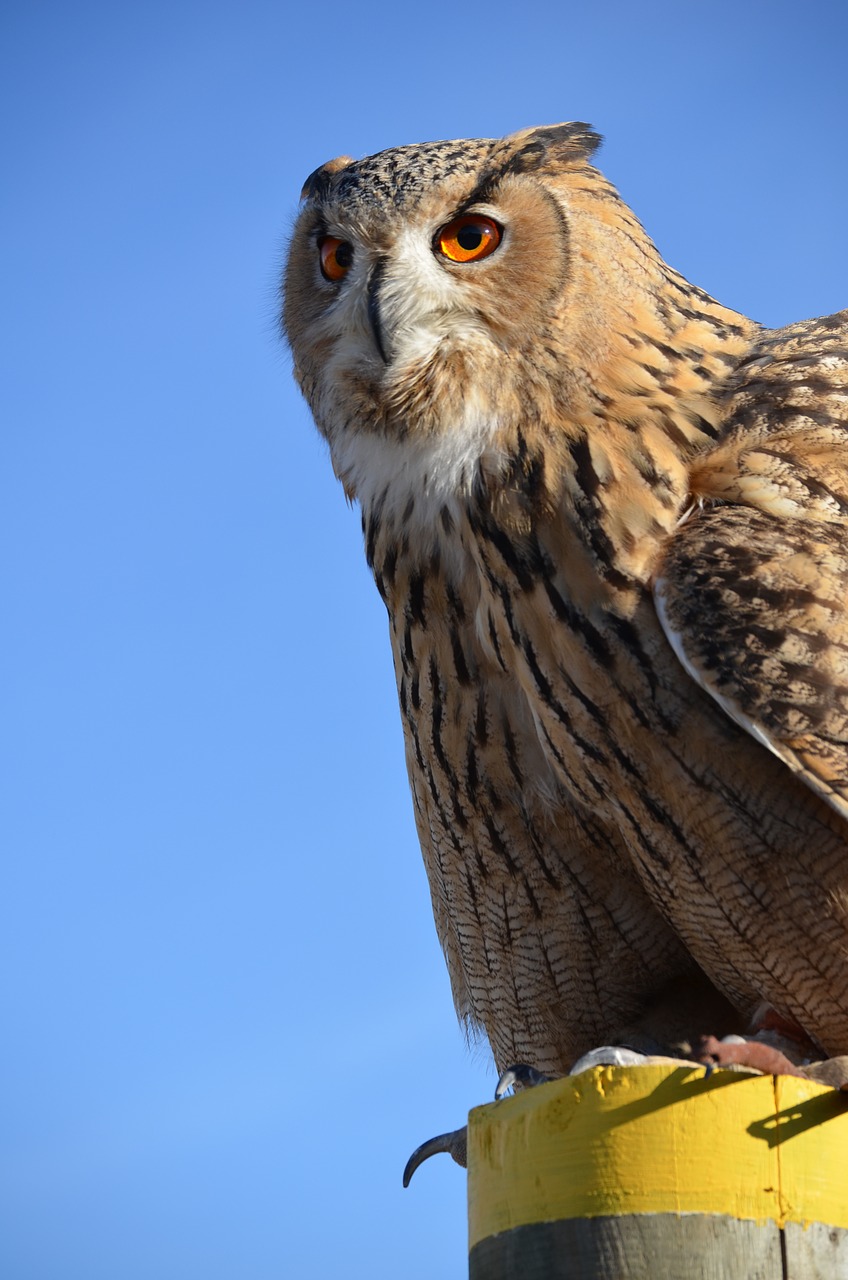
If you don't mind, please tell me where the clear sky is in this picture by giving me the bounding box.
[3,2,847,1277]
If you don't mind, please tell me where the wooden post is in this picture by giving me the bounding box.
[467,1064,848,1279]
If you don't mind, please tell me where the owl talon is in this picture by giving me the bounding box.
[402,1125,467,1187]
[495,1063,553,1099]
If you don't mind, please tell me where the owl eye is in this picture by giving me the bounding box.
[436,214,502,263]
[319,236,353,281]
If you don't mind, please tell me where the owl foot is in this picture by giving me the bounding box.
[496,1048,695,1099]
[494,1063,552,1099]
[404,1064,552,1185]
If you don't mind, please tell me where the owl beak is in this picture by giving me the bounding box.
[366,259,390,365]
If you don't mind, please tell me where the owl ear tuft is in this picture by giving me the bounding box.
[300,156,355,201]
[497,123,602,176]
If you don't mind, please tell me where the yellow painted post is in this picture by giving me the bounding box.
[467,1065,848,1279]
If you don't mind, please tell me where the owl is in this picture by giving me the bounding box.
[283,123,848,1089]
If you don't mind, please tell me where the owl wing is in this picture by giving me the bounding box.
[655,506,848,821]
[655,311,848,822]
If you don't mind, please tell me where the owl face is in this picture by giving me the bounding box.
[283,125,607,518]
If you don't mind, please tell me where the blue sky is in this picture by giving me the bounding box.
[3,2,847,1277]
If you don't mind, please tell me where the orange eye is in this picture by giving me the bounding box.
[319,236,353,281]
[436,214,502,263]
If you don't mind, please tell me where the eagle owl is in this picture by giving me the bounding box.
[283,123,848,1078]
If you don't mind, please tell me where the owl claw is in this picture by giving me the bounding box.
[494,1063,553,1099]
[402,1125,467,1187]
[404,1064,553,1184]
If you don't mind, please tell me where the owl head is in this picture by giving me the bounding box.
[282,123,676,521]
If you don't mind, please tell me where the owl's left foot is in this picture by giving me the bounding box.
[494,1062,552,1098]
[405,1054,654,1183]
[404,1064,555,1185]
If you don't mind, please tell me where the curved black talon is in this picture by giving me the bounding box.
[495,1063,552,1100]
[404,1064,554,1186]
[402,1125,467,1187]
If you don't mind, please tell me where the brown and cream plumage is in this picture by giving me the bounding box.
[282,123,848,1079]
